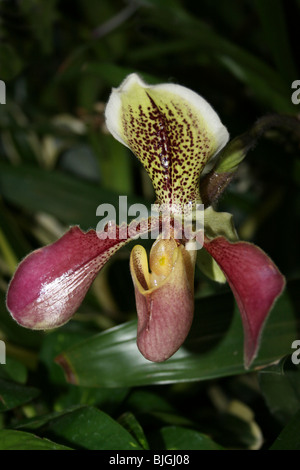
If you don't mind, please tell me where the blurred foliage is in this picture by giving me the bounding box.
[0,0,300,450]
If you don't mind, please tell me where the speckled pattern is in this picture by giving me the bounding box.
[120,88,217,209]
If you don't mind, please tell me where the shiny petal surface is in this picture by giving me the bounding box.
[105,73,229,208]
[203,236,285,368]
[130,239,196,362]
[6,221,154,329]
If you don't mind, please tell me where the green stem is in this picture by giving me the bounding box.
[0,227,18,275]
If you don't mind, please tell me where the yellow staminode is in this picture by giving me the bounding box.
[130,236,196,293]
[149,238,177,287]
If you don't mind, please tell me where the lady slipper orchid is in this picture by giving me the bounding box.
[6,74,285,368]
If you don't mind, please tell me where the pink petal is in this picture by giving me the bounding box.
[6,221,153,330]
[203,237,285,368]
[134,277,194,362]
[130,240,196,362]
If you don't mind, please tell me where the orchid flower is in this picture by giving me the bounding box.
[6,74,285,368]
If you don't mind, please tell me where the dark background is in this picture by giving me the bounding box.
[0,0,299,450]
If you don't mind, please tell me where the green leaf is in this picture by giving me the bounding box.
[152,426,224,450]
[0,355,27,384]
[0,162,116,230]
[83,62,160,88]
[39,326,94,386]
[0,201,31,262]
[56,280,299,387]
[19,0,58,55]
[14,406,83,431]
[0,44,23,81]
[140,5,293,112]
[97,134,134,195]
[44,406,142,450]
[254,0,297,83]
[125,389,177,415]
[118,412,149,450]
[0,163,146,231]
[206,402,263,450]
[0,429,71,450]
[54,386,129,415]
[258,356,300,425]
[0,378,39,411]
[0,225,18,274]
[270,409,300,450]
[17,405,141,451]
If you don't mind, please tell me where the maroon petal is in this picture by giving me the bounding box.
[6,221,153,330]
[203,237,285,368]
[130,239,197,362]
